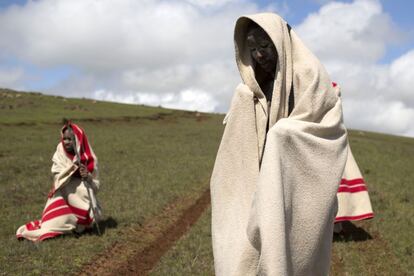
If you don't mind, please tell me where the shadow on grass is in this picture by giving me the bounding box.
[333,221,373,242]
[17,216,118,242]
[19,217,119,241]
[79,216,118,237]
[97,216,118,233]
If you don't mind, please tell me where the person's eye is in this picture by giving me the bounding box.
[260,42,269,48]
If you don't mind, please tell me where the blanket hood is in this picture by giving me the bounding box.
[234,13,337,128]
[211,12,348,276]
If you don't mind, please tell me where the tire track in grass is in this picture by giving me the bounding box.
[80,187,406,275]
[79,188,211,276]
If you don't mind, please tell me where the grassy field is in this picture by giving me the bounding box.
[151,130,414,276]
[0,89,222,275]
[1,88,413,275]
[151,208,214,276]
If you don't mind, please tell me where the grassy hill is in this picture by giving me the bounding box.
[0,88,223,275]
[1,88,413,275]
[0,88,170,124]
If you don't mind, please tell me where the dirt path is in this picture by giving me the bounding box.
[79,187,406,275]
[1,111,212,127]
[79,188,211,276]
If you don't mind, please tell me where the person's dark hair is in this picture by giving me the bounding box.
[61,118,73,133]
[245,21,263,36]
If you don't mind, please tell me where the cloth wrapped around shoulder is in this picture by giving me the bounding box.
[211,13,351,275]
[16,123,101,242]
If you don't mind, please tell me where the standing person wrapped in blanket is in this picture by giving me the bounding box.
[210,13,372,276]
[16,122,101,242]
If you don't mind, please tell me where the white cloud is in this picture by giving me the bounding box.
[0,67,25,89]
[296,0,401,64]
[0,0,257,71]
[0,0,413,136]
[120,61,239,107]
[344,98,414,137]
[93,88,219,112]
[389,50,414,107]
[0,0,263,114]
[160,89,220,112]
[295,0,414,136]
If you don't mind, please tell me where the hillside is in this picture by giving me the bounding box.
[0,89,413,275]
[0,88,171,125]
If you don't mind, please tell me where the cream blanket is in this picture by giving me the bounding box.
[211,13,348,275]
[16,125,100,242]
[336,146,374,222]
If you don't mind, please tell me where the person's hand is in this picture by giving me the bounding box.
[48,186,55,198]
[79,164,89,179]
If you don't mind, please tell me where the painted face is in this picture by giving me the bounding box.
[62,129,75,154]
[246,27,277,74]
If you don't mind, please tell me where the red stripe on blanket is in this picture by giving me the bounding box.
[337,185,367,193]
[42,198,68,216]
[77,217,93,225]
[41,207,73,223]
[335,212,374,222]
[63,123,96,173]
[82,134,95,173]
[340,178,365,186]
[67,204,89,217]
[38,232,62,241]
[25,220,41,231]
[66,203,91,225]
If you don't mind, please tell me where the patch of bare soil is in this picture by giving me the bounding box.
[78,188,211,276]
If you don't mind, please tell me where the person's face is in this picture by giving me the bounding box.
[62,129,75,153]
[246,27,277,73]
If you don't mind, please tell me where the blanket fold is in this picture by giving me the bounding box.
[211,13,348,275]
[16,123,100,242]
[336,146,374,222]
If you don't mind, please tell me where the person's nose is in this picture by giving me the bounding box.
[254,50,264,62]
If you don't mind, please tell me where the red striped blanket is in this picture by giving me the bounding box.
[16,123,100,242]
[336,146,374,222]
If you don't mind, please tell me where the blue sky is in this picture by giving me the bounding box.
[0,0,413,136]
[0,0,26,9]
[260,0,414,63]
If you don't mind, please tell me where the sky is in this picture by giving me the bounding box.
[0,0,413,137]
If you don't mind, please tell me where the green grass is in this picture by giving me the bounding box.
[0,88,167,124]
[149,132,414,275]
[150,208,214,276]
[0,89,223,275]
[1,89,413,275]
[330,130,414,275]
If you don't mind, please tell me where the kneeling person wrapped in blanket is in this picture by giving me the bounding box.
[16,122,102,242]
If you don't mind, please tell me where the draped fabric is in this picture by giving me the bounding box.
[211,13,348,275]
[16,123,100,242]
[336,146,374,223]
